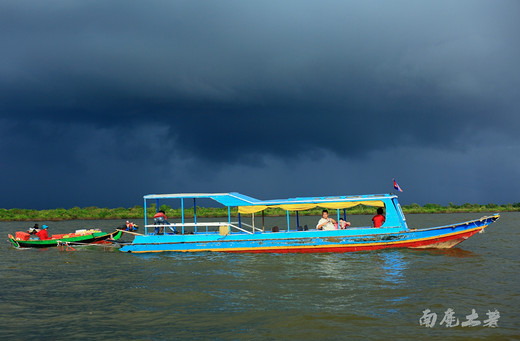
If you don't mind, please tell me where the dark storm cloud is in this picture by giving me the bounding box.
[1,1,519,208]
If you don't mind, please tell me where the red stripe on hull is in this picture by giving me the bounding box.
[407,230,480,249]
[225,229,482,253]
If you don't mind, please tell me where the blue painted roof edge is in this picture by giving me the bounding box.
[143,192,397,207]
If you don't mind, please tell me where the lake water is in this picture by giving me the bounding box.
[1,213,518,340]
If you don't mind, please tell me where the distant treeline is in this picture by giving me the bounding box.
[0,202,518,221]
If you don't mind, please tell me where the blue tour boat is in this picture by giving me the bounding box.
[119,192,499,253]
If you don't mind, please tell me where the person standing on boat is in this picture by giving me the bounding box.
[372,208,385,228]
[316,210,337,230]
[35,225,50,240]
[153,210,169,234]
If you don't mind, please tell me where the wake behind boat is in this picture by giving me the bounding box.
[8,229,123,248]
[119,192,499,253]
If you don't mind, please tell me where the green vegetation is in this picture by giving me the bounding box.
[0,202,518,221]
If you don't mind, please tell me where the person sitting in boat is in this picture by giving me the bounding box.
[372,208,385,228]
[124,221,139,231]
[316,209,337,230]
[27,223,40,235]
[153,210,169,234]
[339,218,351,229]
[35,225,50,240]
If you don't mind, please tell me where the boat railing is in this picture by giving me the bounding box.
[145,222,258,235]
[239,222,263,233]
[228,223,255,234]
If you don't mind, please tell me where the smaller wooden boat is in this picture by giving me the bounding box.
[8,229,123,248]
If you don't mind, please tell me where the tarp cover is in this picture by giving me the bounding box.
[238,200,385,214]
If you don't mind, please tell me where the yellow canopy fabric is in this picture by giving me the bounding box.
[277,204,317,211]
[319,200,384,209]
[238,205,268,214]
[237,200,385,214]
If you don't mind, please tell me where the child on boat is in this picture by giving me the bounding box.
[316,210,337,230]
[339,218,351,229]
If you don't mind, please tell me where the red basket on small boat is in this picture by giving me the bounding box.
[15,232,30,241]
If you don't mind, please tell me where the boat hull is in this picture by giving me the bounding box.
[120,215,499,253]
[8,230,122,248]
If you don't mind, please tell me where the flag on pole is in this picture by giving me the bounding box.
[393,178,403,192]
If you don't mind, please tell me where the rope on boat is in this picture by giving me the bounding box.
[57,241,76,252]
[116,229,145,236]
[56,240,120,251]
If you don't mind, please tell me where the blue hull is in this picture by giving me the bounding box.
[119,215,499,253]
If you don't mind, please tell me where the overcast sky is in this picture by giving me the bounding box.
[1,0,519,209]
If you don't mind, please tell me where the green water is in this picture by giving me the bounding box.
[1,213,518,340]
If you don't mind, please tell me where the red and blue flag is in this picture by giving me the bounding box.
[393,178,403,192]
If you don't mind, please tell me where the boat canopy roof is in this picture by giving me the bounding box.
[144,192,262,207]
[144,192,395,214]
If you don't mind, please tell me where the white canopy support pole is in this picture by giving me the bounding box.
[181,198,185,234]
[228,206,231,225]
[144,198,148,235]
[262,210,265,233]
[193,198,197,233]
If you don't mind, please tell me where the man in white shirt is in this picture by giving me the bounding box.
[316,209,337,230]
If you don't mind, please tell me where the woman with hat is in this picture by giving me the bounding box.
[35,225,50,240]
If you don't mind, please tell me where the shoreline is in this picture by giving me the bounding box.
[0,204,517,222]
